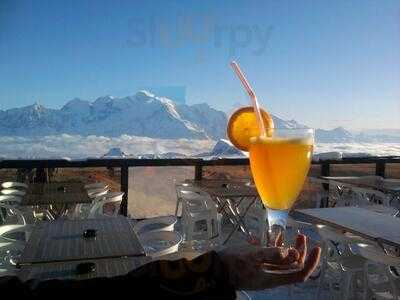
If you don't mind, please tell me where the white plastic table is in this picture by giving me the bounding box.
[292,206,400,248]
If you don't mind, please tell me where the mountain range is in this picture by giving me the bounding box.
[0,91,399,143]
[0,91,226,139]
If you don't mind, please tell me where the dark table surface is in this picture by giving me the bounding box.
[21,182,92,206]
[18,217,145,266]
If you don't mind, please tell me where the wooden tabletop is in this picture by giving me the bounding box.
[18,217,145,266]
[21,182,92,206]
[292,207,400,248]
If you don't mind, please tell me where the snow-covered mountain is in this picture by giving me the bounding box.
[103,147,127,158]
[1,91,398,144]
[315,127,400,143]
[0,91,226,139]
[196,139,246,158]
[0,91,306,140]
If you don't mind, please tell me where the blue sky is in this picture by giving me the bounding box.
[0,0,399,130]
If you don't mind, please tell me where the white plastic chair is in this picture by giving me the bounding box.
[0,224,32,274]
[71,188,111,218]
[134,215,177,235]
[1,182,28,190]
[181,191,221,247]
[352,187,391,206]
[175,183,202,216]
[84,182,108,190]
[0,204,26,225]
[316,225,367,300]
[350,243,400,300]
[0,238,26,276]
[87,192,123,218]
[0,195,22,206]
[139,230,183,258]
[0,224,32,242]
[1,189,26,196]
[87,187,109,199]
[0,195,46,223]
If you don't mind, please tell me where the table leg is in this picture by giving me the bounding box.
[222,198,253,244]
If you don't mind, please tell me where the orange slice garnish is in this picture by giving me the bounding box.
[227,106,274,151]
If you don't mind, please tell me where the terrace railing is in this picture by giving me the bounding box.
[0,156,399,216]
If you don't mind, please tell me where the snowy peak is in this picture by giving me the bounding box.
[271,115,307,129]
[93,95,114,105]
[209,139,245,157]
[103,147,126,158]
[316,127,353,142]
[62,98,91,113]
[135,90,156,101]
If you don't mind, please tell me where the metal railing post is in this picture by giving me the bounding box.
[195,162,203,181]
[120,164,129,217]
[320,163,331,207]
[375,161,386,178]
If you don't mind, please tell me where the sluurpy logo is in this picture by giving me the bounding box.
[126,13,273,62]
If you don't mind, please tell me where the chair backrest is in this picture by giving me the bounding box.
[104,191,124,201]
[1,182,28,189]
[0,204,26,225]
[87,194,123,218]
[0,224,32,242]
[0,195,22,206]
[182,197,208,214]
[1,189,26,196]
[316,224,359,257]
[84,182,108,190]
[133,215,177,235]
[351,187,390,206]
[176,185,207,199]
[349,243,400,267]
[87,187,109,199]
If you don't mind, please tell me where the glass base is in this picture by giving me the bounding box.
[262,208,302,274]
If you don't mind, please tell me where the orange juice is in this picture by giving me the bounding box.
[249,136,313,210]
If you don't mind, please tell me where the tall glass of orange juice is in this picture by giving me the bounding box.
[249,128,314,247]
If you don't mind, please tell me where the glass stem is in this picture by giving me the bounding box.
[266,208,288,247]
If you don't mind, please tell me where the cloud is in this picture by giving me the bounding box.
[0,134,215,159]
[315,143,400,157]
[0,134,398,159]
